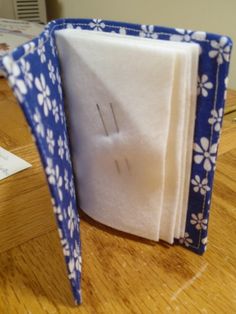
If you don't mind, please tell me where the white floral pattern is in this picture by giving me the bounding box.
[23,41,36,54]
[170,29,206,42]
[45,157,55,184]
[66,23,74,29]
[46,128,55,154]
[68,248,81,281]
[139,25,158,39]
[201,236,208,245]
[194,137,217,171]
[58,135,64,159]
[35,73,52,116]
[21,60,33,88]
[46,159,63,200]
[56,68,63,99]
[3,56,27,102]
[73,242,82,273]
[37,38,46,63]
[111,27,126,35]
[89,19,105,31]
[55,165,63,201]
[53,203,63,221]
[48,60,56,84]
[179,233,193,247]
[68,202,77,238]
[64,169,69,190]
[197,75,213,97]
[33,108,44,137]
[190,213,208,230]
[70,177,75,198]
[208,108,223,132]
[118,27,126,35]
[52,99,60,123]
[50,36,56,57]
[64,132,71,163]
[209,36,231,64]
[224,77,229,101]
[191,175,210,195]
[57,225,70,257]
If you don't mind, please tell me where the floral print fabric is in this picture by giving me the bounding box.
[0,18,232,304]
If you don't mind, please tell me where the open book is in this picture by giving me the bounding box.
[0,18,232,304]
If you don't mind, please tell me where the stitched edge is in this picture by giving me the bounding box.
[4,19,230,251]
[9,21,211,64]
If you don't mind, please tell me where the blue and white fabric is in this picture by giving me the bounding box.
[0,18,232,304]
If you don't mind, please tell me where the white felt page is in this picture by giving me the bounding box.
[159,50,189,243]
[55,29,199,243]
[178,46,199,238]
[79,30,200,241]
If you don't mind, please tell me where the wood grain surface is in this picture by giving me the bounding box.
[0,78,236,313]
[0,79,56,253]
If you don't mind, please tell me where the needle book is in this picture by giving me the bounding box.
[0,18,232,304]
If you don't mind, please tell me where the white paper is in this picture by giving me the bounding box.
[56,29,199,243]
[0,146,32,180]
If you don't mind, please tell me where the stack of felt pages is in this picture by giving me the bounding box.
[56,29,199,244]
[0,18,233,304]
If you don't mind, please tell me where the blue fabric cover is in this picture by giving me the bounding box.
[0,18,233,304]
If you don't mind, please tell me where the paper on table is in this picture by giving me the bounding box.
[0,146,32,180]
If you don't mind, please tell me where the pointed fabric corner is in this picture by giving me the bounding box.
[1,25,82,303]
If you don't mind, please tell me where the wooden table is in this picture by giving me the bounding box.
[0,77,236,313]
